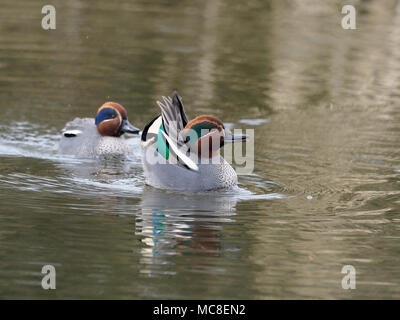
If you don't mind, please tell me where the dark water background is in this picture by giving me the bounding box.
[0,0,400,299]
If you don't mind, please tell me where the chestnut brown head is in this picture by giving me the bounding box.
[95,102,140,137]
[181,115,247,158]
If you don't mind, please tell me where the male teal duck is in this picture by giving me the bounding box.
[141,92,247,191]
[59,102,140,157]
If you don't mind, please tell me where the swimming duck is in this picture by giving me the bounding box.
[59,102,140,157]
[141,92,247,191]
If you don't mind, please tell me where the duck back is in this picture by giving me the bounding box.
[59,118,131,157]
[141,143,237,192]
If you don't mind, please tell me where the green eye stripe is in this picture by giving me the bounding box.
[186,121,217,147]
[95,108,118,125]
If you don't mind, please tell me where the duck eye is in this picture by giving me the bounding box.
[95,108,118,125]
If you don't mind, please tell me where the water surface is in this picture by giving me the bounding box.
[0,0,400,299]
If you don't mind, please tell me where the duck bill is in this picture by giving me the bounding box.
[120,119,140,135]
[224,132,248,144]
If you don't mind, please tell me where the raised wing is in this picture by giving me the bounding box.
[157,91,188,141]
[156,92,198,172]
[161,130,198,172]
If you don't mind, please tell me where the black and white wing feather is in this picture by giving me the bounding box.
[157,91,188,142]
[156,91,198,172]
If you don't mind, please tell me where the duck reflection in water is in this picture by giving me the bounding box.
[136,187,241,276]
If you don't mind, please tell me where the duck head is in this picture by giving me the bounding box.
[181,115,247,158]
[95,102,140,137]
